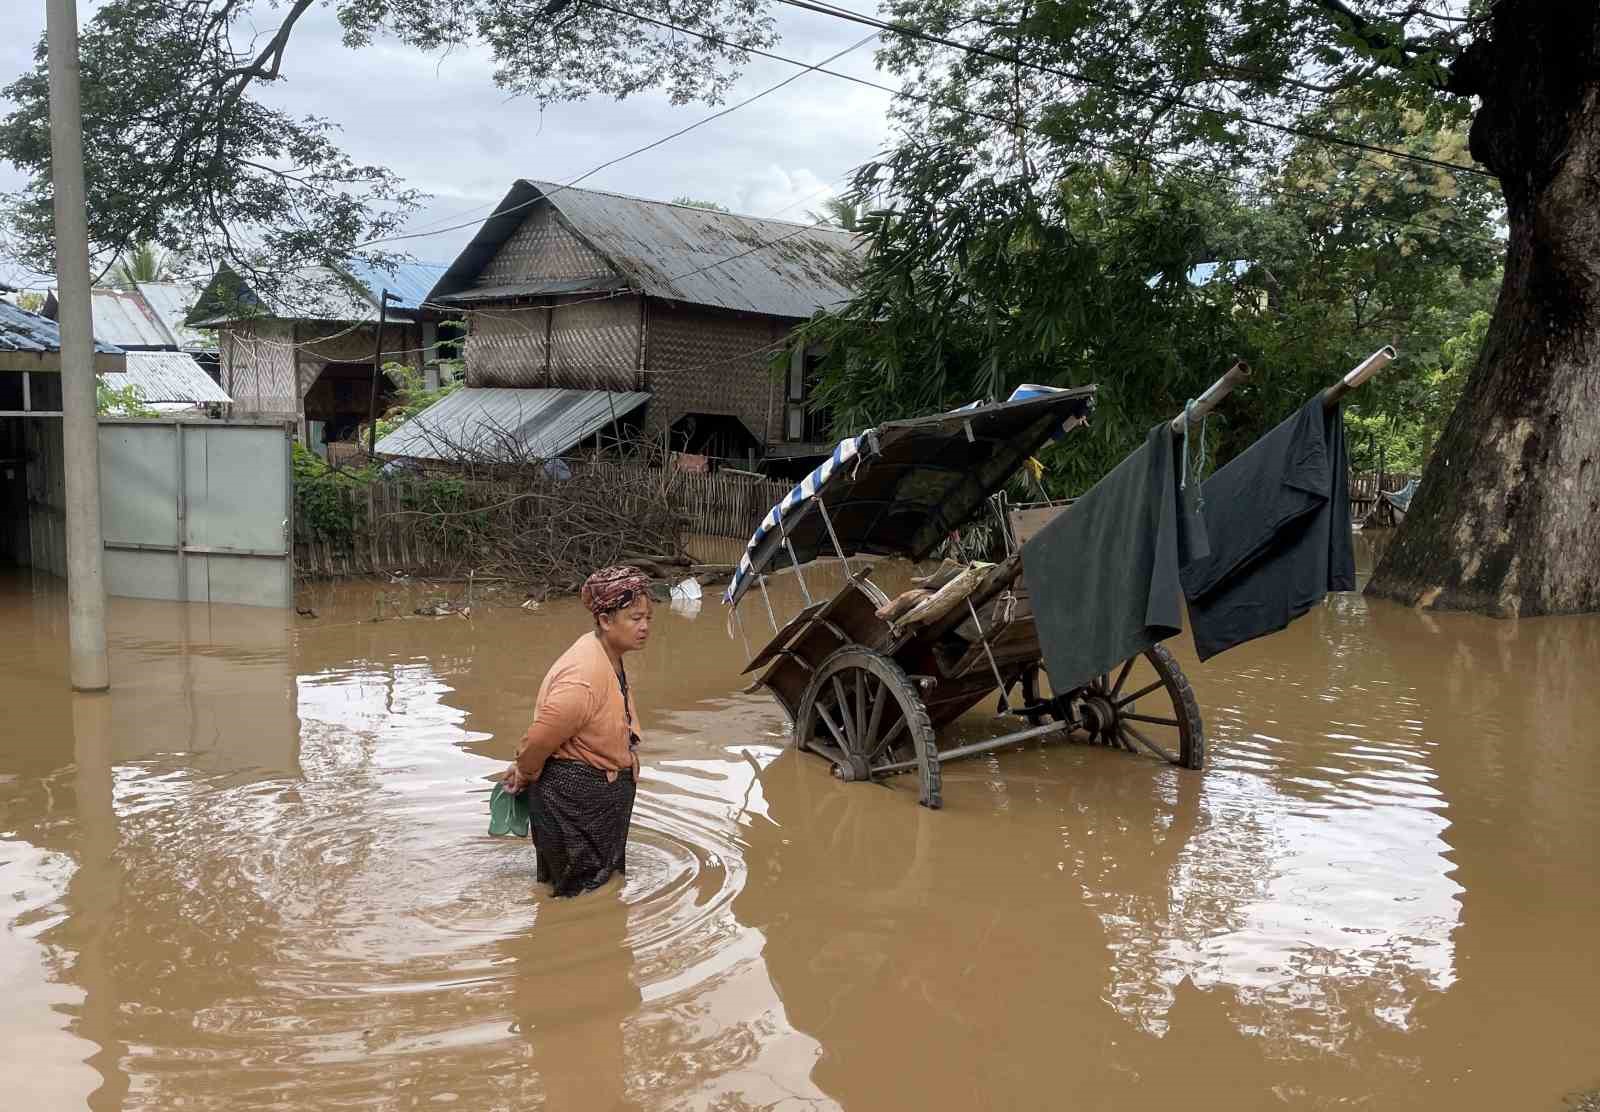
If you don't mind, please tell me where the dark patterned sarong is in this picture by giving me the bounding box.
[527,758,636,897]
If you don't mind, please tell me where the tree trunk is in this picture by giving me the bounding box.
[1366,3,1600,617]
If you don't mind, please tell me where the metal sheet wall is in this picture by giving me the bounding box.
[98,419,294,607]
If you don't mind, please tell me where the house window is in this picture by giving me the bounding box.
[784,345,828,444]
[0,372,62,414]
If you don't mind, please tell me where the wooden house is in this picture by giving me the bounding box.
[188,259,450,448]
[376,181,860,468]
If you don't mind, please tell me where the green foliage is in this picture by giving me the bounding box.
[797,0,1503,496]
[292,443,374,537]
[1345,307,1489,473]
[293,438,470,538]
[96,378,157,417]
[0,0,772,290]
[0,0,420,305]
[114,242,171,288]
[671,196,730,212]
[373,360,463,442]
[806,197,863,231]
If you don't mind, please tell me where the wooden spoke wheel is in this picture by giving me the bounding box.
[796,647,943,809]
[1073,643,1204,769]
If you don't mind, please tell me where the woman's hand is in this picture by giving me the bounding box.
[502,762,529,794]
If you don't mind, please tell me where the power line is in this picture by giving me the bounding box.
[358,30,879,250]
[579,0,1502,251]
[773,0,1493,180]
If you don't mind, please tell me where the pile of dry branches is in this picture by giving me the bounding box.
[376,418,690,593]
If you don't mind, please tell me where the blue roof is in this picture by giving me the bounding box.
[0,299,123,354]
[341,258,451,312]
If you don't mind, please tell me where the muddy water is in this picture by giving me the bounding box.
[1,536,1597,1111]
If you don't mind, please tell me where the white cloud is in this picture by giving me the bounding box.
[0,3,894,274]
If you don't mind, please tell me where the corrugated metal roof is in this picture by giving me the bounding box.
[436,277,629,304]
[430,181,861,319]
[75,287,175,347]
[117,350,232,404]
[341,259,451,311]
[190,259,452,326]
[133,281,215,350]
[375,387,650,461]
[0,300,124,354]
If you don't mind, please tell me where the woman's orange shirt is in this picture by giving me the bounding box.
[515,632,641,783]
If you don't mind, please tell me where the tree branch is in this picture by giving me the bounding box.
[1307,0,1456,86]
[213,0,313,107]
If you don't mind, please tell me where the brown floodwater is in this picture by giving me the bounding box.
[2,534,1597,1111]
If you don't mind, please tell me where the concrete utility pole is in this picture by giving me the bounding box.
[46,0,110,691]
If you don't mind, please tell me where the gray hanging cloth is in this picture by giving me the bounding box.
[1180,397,1356,660]
[1023,420,1209,695]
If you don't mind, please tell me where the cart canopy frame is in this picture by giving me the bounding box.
[726,384,1096,605]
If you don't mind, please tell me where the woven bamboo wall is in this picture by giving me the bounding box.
[645,302,790,445]
[551,297,640,390]
[221,322,298,417]
[466,306,549,387]
[467,296,642,389]
[296,322,424,399]
[476,203,618,287]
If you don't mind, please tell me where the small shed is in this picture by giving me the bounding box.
[189,259,451,445]
[111,350,233,412]
[1,300,125,571]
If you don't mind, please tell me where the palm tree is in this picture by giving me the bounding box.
[113,242,170,287]
[807,196,862,232]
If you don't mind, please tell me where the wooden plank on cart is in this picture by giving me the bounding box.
[741,600,828,675]
[1007,502,1070,546]
[741,568,890,675]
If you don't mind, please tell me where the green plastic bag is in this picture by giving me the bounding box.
[488,781,530,837]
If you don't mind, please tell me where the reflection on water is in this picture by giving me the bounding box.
[1,538,1597,1111]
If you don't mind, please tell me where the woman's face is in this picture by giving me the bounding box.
[598,597,653,655]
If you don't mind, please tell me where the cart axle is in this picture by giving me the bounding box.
[874,718,1076,774]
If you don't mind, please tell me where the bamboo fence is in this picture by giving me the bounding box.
[295,465,793,579]
[1348,470,1415,523]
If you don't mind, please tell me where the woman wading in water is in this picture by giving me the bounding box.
[503,566,652,896]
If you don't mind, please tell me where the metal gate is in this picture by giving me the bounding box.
[98,418,294,607]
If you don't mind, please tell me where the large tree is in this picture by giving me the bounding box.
[0,0,773,307]
[1365,4,1600,616]
[830,0,1594,616]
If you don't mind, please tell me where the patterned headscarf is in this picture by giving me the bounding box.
[581,566,652,617]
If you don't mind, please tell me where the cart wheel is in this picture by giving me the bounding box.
[795,647,943,809]
[1075,644,1204,769]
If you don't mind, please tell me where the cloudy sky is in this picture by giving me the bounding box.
[0,2,898,287]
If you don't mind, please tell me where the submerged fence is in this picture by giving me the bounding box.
[294,464,792,578]
[296,460,1406,579]
[1348,470,1416,523]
